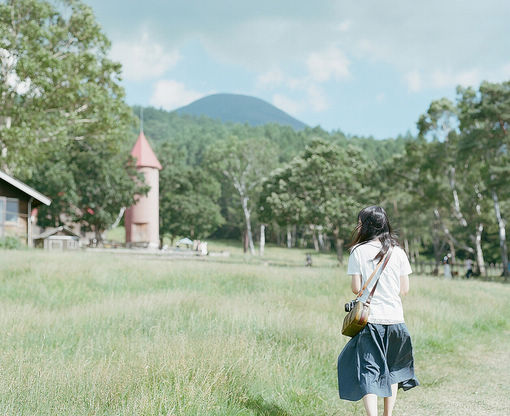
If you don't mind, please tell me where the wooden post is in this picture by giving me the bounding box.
[260,224,265,257]
[27,197,33,247]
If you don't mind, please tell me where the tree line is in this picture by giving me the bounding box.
[384,85,510,278]
[140,106,405,260]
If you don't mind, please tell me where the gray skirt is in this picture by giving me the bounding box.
[337,323,419,401]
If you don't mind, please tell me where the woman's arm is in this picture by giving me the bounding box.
[400,274,410,296]
[351,274,362,295]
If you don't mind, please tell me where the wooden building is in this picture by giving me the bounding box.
[0,170,51,246]
[33,226,80,251]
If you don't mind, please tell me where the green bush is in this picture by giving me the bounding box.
[0,236,23,249]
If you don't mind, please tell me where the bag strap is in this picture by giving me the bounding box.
[356,258,383,299]
[365,246,394,305]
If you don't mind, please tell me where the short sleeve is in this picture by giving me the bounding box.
[399,248,413,275]
[347,248,361,275]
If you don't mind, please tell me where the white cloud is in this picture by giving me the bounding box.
[257,68,285,88]
[306,47,350,82]
[430,69,481,89]
[271,83,329,115]
[91,0,510,88]
[306,85,328,112]
[376,92,385,103]
[256,47,347,114]
[272,94,303,116]
[149,80,204,110]
[404,64,510,92]
[110,31,180,81]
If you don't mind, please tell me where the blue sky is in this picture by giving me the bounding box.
[84,0,510,139]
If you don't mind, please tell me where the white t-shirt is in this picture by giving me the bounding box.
[347,240,412,324]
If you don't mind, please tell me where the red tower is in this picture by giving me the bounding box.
[125,131,162,248]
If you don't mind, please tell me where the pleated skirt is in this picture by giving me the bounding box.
[337,323,419,401]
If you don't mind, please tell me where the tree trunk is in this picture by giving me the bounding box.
[243,230,248,253]
[286,225,292,249]
[472,186,486,277]
[432,217,441,275]
[110,207,125,229]
[449,167,468,226]
[447,238,456,269]
[325,234,331,251]
[492,190,509,279]
[260,224,265,257]
[412,238,420,264]
[311,226,319,252]
[333,227,344,263]
[404,238,410,257]
[318,228,325,251]
[336,238,344,263]
[474,223,486,277]
[94,228,103,245]
[241,196,255,255]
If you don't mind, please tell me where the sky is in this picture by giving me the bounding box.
[84,0,510,139]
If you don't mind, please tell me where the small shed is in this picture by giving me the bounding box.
[34,226,80,251]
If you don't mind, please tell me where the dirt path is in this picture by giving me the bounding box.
[396,330,510,415]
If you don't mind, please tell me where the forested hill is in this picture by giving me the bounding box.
[173,93,308,130]
[133,105,410,165]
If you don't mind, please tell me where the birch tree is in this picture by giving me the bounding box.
[206,135,277,255]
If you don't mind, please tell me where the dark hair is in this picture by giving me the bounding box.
[348,205,399,262]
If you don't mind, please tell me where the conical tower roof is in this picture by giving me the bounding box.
[130,131,162,170]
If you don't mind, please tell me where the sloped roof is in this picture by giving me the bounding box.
[34,226,79,240]
[0,170,51,206]
[130,131,162,170]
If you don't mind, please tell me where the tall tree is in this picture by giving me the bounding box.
[457,82,510,279]
[158,142,224,244]
[28,136,147,240]
[416,98,490,273]
[260,139,368,262]
[1,0,129,175]
[0,0,146,237]
[206,135,277,254]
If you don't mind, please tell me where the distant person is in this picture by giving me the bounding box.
[465,258,473,279]
[305,253,312,267]
[443,254,452,279]
[337,206,419,416]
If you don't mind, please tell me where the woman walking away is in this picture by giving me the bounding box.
[337,206,418,416]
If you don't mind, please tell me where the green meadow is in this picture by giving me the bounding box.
[0,247,509,415]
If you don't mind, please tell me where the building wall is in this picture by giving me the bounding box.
[125,167,159,247]
[0,182,29,242]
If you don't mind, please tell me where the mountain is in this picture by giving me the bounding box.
[173,93,308,130]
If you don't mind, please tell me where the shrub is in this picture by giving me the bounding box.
[0,236,23,249]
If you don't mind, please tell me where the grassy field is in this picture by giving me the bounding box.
[0,247,509,415]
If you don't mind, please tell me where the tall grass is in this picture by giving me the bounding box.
[0,249,508,415]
